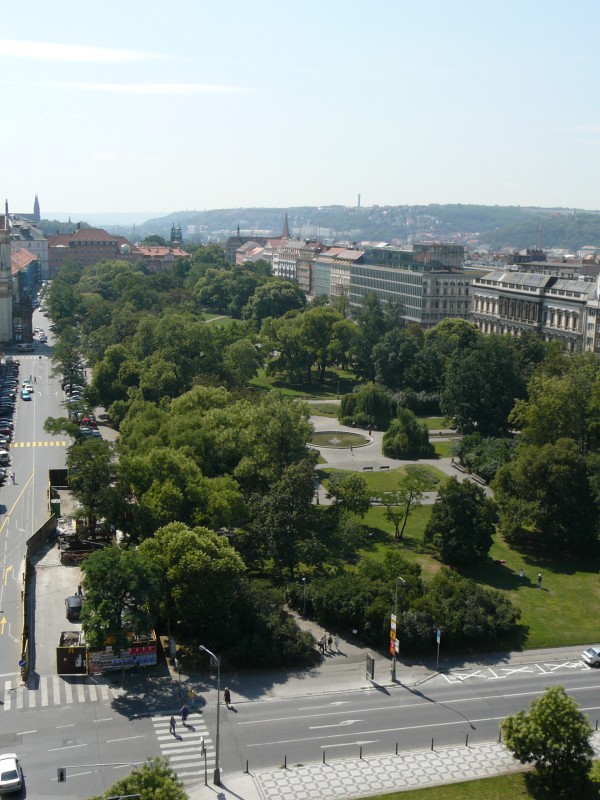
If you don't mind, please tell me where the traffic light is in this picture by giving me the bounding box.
[57,767,66,782]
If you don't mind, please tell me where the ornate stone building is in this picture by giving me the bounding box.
[470,269,598,353]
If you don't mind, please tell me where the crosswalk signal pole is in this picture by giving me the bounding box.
[201,736,207,785]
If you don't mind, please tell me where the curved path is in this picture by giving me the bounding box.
[309,413,490,503]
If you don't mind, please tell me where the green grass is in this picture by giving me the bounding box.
[432,439,459,458]
[315,463,600,650]
[309,402,340,417]
[249,368,357,399]
[316,465,448,493]
[363,765,600,799]
[418,416,451,431]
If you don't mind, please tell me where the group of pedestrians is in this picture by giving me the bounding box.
[319,632,339,654]
[169,689,234,737]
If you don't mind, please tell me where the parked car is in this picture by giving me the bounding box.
[0,450,10,465]
[0,752,23,793]
[17,343,34,352]
[582,646,600,666]
[65,595,83,621]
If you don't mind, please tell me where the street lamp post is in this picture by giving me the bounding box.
[302,577,307,617]
[199,645,221,785]
[391,576,406,682]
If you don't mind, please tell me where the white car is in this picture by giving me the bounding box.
[0,753,22,793]
[582,646,600,667]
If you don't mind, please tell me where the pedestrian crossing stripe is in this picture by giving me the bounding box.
[2,675,112,710]
[152,713,215,786]
[11,441,68,448]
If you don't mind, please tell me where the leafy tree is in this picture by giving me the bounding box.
[441,335,524,435]
[249,457,317,577]
[379,465,438,540]
[410,318,481,392]
[424,477,497,566]
[223,338,261,388]
[351,293,388,382]
[326,472,371,517]
[81,547,161,654]
[501,685,594,795]
[492,439,599,557]
[382,409,435,459]
[243,279,306,325]
[67,439,114,535]
[138,522,245,637]
[455,433,516,483]
[510,356,600,453]
[339,383,395,429]
[141,234,167,246]
[86,756,187,800]
[373,328,420,391]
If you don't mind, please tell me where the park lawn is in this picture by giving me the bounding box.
[432,439,459,458]
[463,531,600,649]
[249,367,357,399]
[365,773,532,800]
[316,465,448,494]
[418,416,452,431]
[309,402,340,417]
[319,466,600,650]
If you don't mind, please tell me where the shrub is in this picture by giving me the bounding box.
[382,409,435,459]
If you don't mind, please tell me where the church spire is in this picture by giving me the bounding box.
[33,194,40,223]
[281,213,290,239]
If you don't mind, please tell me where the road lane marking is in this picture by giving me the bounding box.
[41,676,48,706]
[48,743,88,752]
[53,675,60,704]
[310,719,362,730]
[3,681,10,711]
[106,735,146,743]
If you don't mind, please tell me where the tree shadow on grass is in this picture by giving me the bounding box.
[524,771,600,800]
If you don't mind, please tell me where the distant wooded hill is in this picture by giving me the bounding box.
[68,204,600,253]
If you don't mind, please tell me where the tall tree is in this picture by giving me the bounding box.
[501,685,594,795]
[326,472,371,517]
[67,439,114,535]
[492,438,598,556]
[379,466,438,540]
[81,547,161,654]
[351,293,387,382]
[424,477,497,566]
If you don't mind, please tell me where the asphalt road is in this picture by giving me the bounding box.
[214,661,600,773]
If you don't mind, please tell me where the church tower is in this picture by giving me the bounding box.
[0,205,14,343]
[281,213,290,239]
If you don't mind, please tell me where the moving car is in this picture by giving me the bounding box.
[0,752,22,793]
[20,389,31,400]
[582,645,600,666]
[17,343,34,352]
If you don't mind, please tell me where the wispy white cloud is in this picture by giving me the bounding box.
[45,81,252,95]
[0,39,171,63]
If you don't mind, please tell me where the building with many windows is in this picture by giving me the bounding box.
[470,269,599,353]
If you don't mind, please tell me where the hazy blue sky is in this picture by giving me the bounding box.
[2,1,599,217]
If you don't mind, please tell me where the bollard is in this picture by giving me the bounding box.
[245,760,249,774]
[465,734,469,747]
[395,742,398,755]
[596,719,598,731]
[359,746,363,760]
[498,730,502,743]
[284,755,287,770]
[431,738,434,751]
[323,751,326,764]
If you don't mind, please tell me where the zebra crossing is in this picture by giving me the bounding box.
[2,675,113,711]
[153,712,214,786]
[11,441,68,448]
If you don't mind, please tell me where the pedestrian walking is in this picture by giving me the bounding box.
[350,445,353,454]
[327,633,333,651]
[321,634,327,653]
[33,376,37,383]
[537,573,542,590]
[11,472,15,484]
[181,704,190,725]
[169,715,176,735]
[77,584,83,596]
[334,635,339,653]
[519,568,524,582]
[224,687,231,708]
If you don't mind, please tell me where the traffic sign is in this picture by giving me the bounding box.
[18,659,26,668]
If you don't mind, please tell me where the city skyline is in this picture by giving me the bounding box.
[2,0,599,216]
